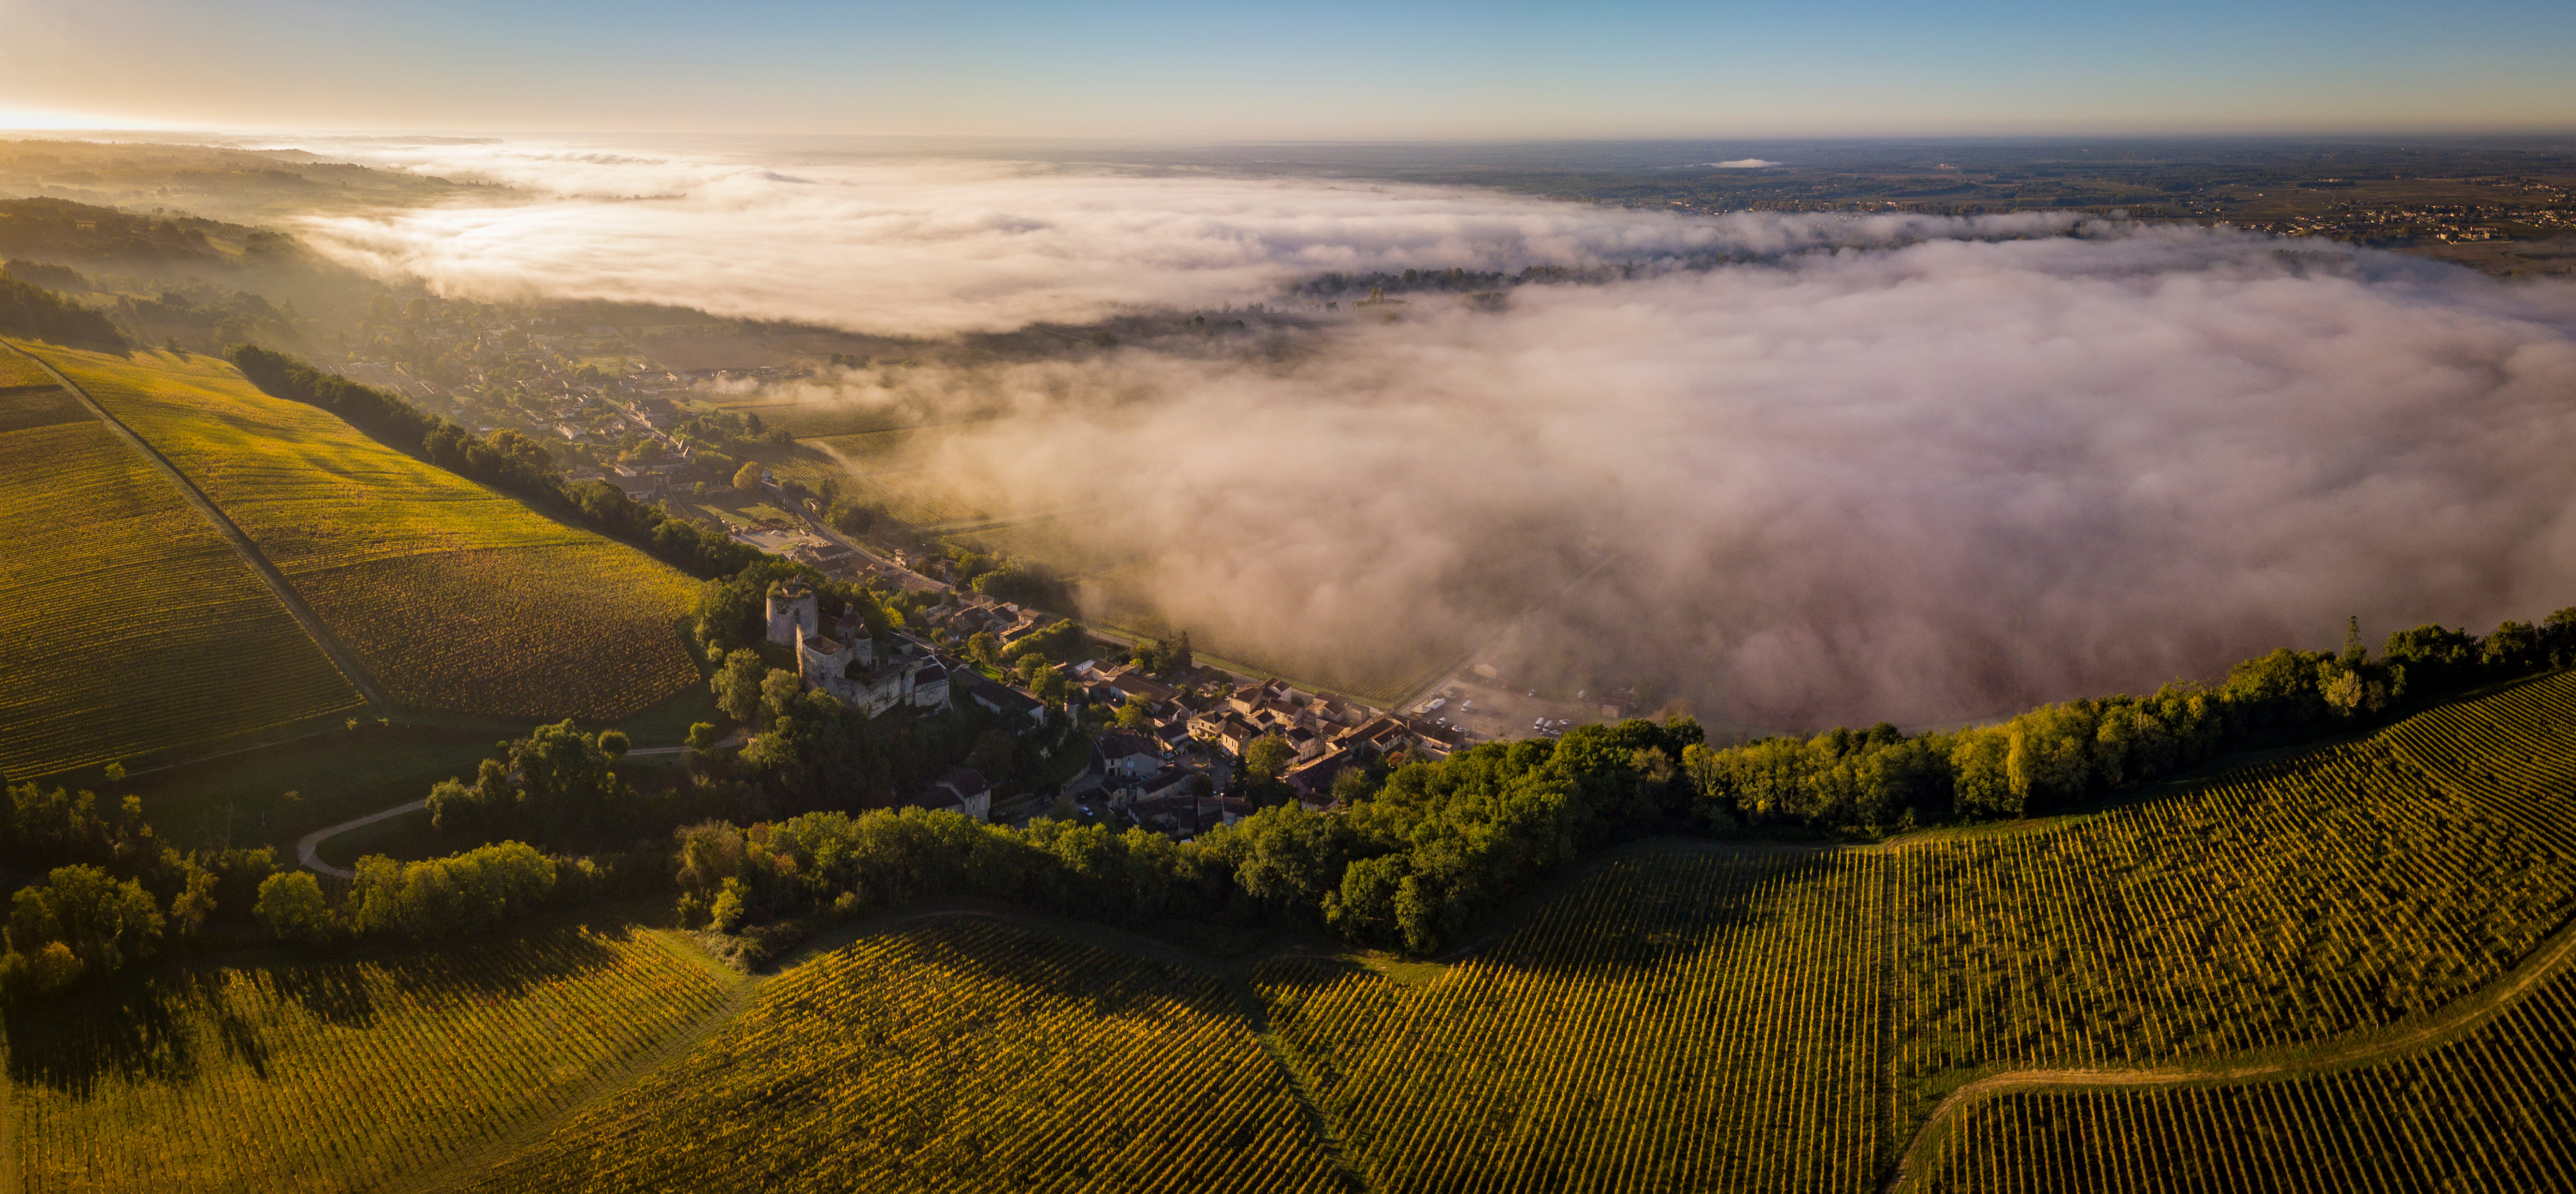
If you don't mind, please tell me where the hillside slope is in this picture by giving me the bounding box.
[5,920,738,1194]
[20,345,703,721]
[470,917,1348,1194]
[13,673,2573,1192]
[0,344,360,778]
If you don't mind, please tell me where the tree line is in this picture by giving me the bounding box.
[0,268,125,351]
[226,345,760,579]
[666,606,2576,960]
[1677,612,2576,832]
[10,604,2569,1002]
[0,771,632,1002]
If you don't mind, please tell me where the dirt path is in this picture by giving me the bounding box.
[3,342,389,708]
[1886,916,2576,1191]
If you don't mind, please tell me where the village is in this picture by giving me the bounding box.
[749,575,1501,843]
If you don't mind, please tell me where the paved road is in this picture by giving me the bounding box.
[5,342,390,708]
[296,799,428,879]
[770,483,949,594]
[293,735,738,876]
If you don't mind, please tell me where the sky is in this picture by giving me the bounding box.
[4,0,2575,138]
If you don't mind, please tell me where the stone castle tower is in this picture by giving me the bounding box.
[765,580,817,646]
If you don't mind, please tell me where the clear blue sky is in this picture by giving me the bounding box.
[4,0,2573,138]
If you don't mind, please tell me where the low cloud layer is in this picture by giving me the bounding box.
[293,137,2067,336]
[295,141,2576,727]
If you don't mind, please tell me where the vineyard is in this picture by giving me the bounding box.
[21,346,703,720]
[0,355,361,777]
[0,347,52,389]
[1258,847,1893,1194]
[469,917,1346,1194]
[6,921,738,1193]
[1892,724,2576,1088]
[1918,959,2576,1192]
[295,543,700,720]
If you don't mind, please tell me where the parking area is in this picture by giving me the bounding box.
[1412,673,1602,746]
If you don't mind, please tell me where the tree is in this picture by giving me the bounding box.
[255,870,334,945]
[513,721,633,837]
[1171,631,1194,675]
[9,865,163,978]
[759,667,804,724]
[968,632,1002,671]
[965,730,1016,783]
[1245,735,1296,783]
[167,860,219,942]
[346,843,556,941]
[1329,765,1376,806]
[687,721,722,752]
[597,729,631,758]
[732,461,765,492]
[0,941,82,1000]
[714,649,769,724]
[1029,667,1072,709]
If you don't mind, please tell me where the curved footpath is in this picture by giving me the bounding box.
[295,740,732,877]
[1886,915,2576,1191]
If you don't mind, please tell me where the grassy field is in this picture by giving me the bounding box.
[5,918,739,1194]
[21,345,702,722]
[1921,963,2576,1192]
[467,917,1346,1194]
[0,349,361,779]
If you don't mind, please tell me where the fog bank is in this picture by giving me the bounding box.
[295,142,2576,726]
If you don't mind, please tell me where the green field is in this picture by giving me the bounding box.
[0,344,361,778]
[23,346,703,721]
[6,919,739,1193]
[468,917,1346,1194]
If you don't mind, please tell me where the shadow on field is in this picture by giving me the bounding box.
[1455,845,1840,980]
[4,921,635,1098]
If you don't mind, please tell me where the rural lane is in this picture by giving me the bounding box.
[297,799,428,879]
[294,738,738,877]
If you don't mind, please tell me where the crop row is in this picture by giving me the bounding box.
[29,346,704,721]
[0,417,360,778]
[0,346,55,388]
[296,543,701,720]
[1893,722,2576,1090]
[474,917,1342,1194]
[1258,849,1892,1194]
[1922,960,2576,1192]
[10,923,735,1193]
